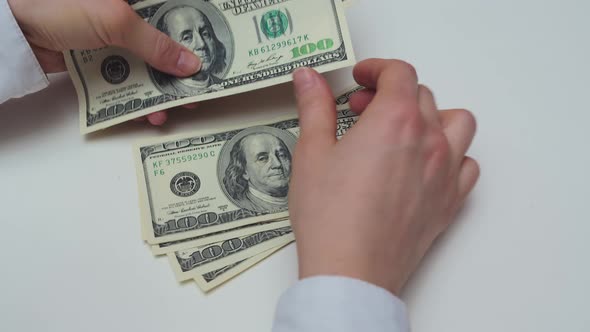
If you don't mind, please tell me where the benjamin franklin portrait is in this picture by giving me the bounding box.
[148,0,233,97]
[219,127,296,214]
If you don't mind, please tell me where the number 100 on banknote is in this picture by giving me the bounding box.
[65,0,356,134]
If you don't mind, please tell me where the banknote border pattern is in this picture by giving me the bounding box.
[175,226,293,272]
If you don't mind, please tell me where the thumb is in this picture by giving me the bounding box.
[293,68,337,148]
[113,8,201,77]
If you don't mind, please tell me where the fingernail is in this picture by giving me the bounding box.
[147,112,167,126]
[293,67,317,95]
[177,51,201,75]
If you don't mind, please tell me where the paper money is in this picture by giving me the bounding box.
[145,85,362,256]
[168,222,294,281]
[194,241,291,292]
[150,218,288,255]
[65,0,355,134]
[137,85,363,291]
[129,0,353,6]
[127,0,353,6]
[134,109,361,245]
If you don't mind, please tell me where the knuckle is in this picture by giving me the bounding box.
[378,105,424,142]
[401,111,425,139]
[464,157,481,176]
[376,100,423,135]
[457,109,477,133]
[395,100,420,121]
[427,131,451,158]
[418,84,434,100]
[422,132,452,183]
[389,60,418,82]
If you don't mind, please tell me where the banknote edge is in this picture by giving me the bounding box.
[168,232,294,281]
[193,241,292,293]
[81,60,355,134]
[150,219,292,255]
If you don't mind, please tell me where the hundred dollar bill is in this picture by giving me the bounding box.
[194,240,291,292]
[66,0,355,134]
[150,218,288,255]
[128,0,353,7]
[168,222,294,281]
[134,86,362,244]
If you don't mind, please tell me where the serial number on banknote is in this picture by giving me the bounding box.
[66,0,355,134]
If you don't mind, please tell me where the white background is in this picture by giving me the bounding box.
[1,0,589,331]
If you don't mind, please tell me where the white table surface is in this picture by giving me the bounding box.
[1,0,589,331]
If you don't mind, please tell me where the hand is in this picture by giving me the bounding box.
[7,0,202,125]
[289,59,480,295]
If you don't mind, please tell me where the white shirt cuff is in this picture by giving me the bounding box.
[0,0,49,104]
[272,276,410,332]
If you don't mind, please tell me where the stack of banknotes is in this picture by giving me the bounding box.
[133,85,362,292]
[64,0,360,292]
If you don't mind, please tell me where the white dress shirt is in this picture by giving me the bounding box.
[273,276,410,332]
[0,0,49,105]
[0,2,411,331]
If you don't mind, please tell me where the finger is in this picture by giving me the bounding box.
[440,109,477,166]
[182,103,199,110]
[133,117,146,122]
[31,45,66,73]
[418,85,440,128]
[456,156,480,205]
[352,59,419,109]
[111,6,201,77]
[293,67,337,148]
[349,89,375,114]
[147,111,168,126]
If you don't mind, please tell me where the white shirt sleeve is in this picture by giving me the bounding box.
[0,0,49,104]
[272,276,410,332]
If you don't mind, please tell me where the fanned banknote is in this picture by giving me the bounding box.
[168,221,294,281]
[150,219,288,255]
[66,0,355,134]
[194,241,291,292]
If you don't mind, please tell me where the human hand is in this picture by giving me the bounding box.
[289,59,480,295]
[7,0,202,125]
